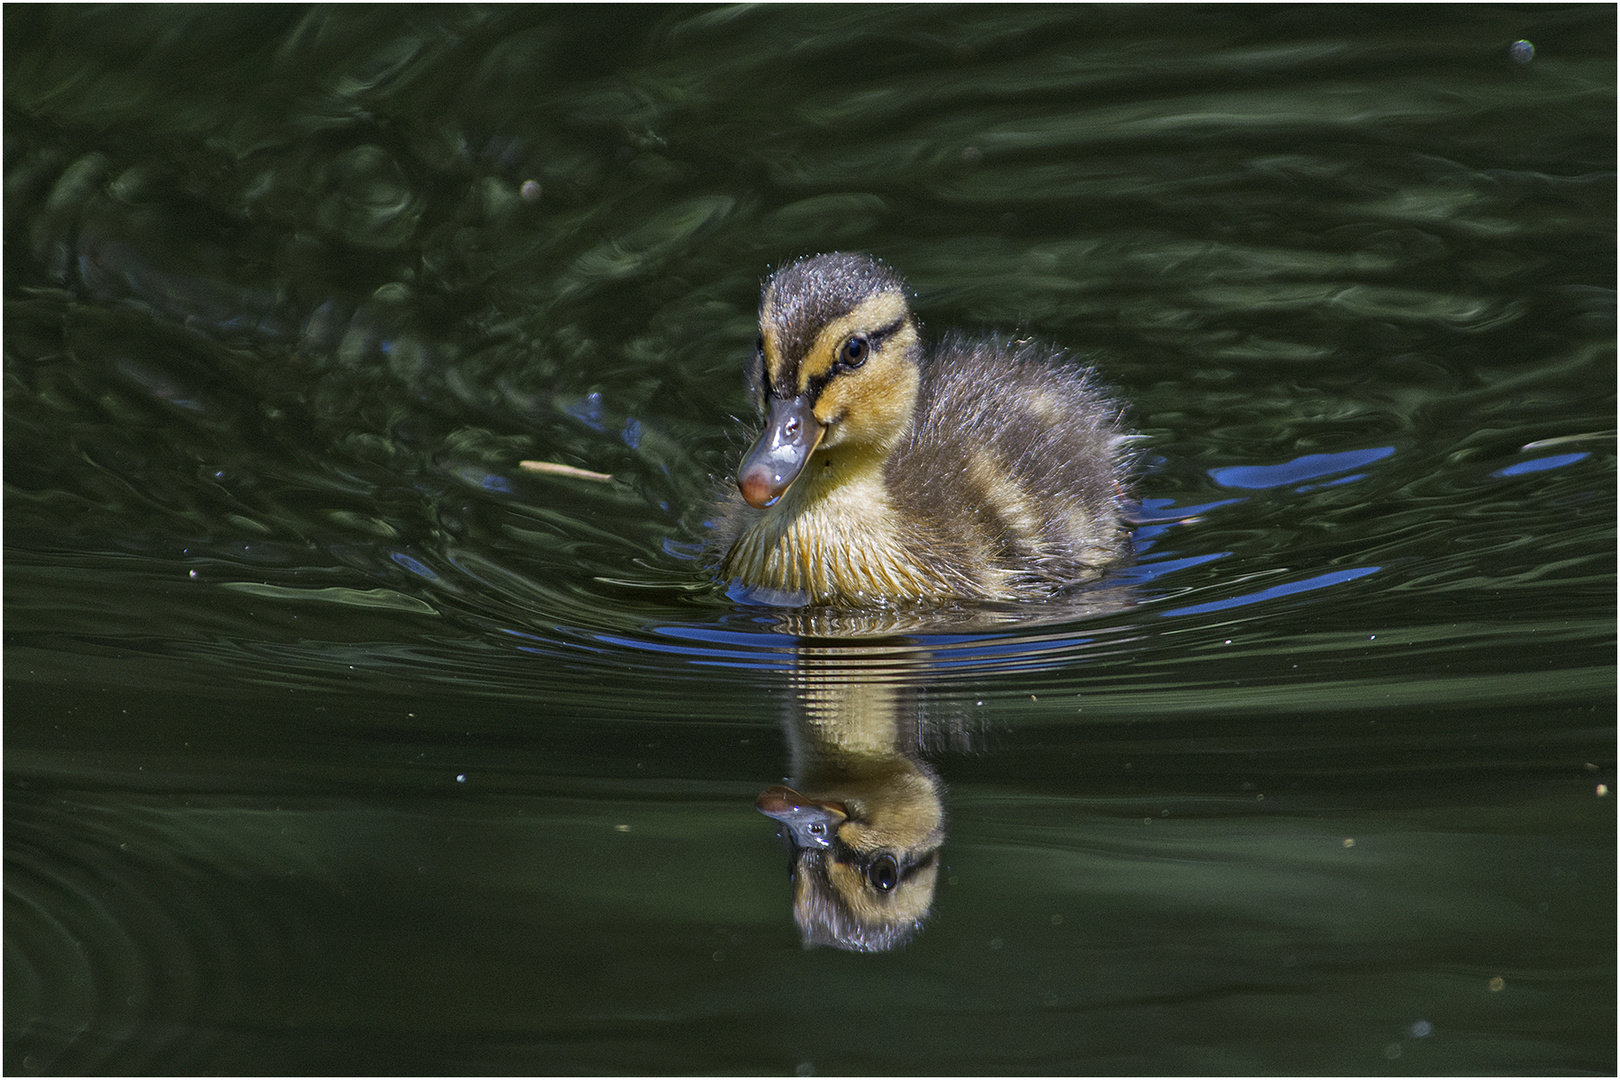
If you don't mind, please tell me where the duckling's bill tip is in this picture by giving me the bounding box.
[738,470,783,508]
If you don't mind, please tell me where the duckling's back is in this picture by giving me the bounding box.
[886,333,1132,599]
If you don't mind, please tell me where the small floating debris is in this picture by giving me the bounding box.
[1523,432,1608,451]
[519,460,613,482]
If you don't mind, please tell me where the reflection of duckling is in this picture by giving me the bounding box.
[712,252,1132,607]
[757,649,944,952]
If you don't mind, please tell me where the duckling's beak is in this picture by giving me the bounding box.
[757,784,846,849]
[738,395,823,508]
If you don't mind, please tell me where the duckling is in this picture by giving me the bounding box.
[756,646,944,952]
[711,252,1132,607]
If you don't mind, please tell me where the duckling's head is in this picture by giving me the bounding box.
[757,769,943,952]
[738,253,923,509]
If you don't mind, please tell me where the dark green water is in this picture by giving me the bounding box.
[5,5,1614,1074]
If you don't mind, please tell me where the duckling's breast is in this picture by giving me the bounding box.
[720,470,993,605]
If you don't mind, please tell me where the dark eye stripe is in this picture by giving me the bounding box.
[864,317,907,353]
[899,849,937,883]
[827,844,936,883]
[799,317,908,403]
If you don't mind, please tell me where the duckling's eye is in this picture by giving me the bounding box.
[868,854,899,892]
[841,336,869,368]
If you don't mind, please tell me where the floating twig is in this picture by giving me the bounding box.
[519,460,613,483]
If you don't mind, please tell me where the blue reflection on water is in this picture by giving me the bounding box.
[391,552,438,579]
[564,391,607,431]
[650,625,797,650]
[1491,451,1590,477]
[662,538,705,560]
[1161,566,1380,617]
[1296,472,1367,492]
[1135,497,1247,521]
[1210,447,1395,489]
[1119,552,1229,586]
[1132,498,1246,543]
[594,630,794,670]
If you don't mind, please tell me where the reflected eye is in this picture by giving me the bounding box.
[868,855,899,892]
[841,336,868,367]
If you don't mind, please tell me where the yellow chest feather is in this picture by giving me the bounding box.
[723,471,977,606]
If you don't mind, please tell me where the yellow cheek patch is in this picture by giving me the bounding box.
[825,857,939,926]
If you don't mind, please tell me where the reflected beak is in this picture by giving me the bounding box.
[738,395,823,509]
[756,785,846,850]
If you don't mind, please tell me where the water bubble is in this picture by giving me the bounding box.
[1410,1019,1433,1038]
[1509,40,1534,63]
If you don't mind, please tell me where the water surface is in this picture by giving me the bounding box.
[5,5,1614,1075]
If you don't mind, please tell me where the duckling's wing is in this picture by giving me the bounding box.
[890,333,1132,594]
